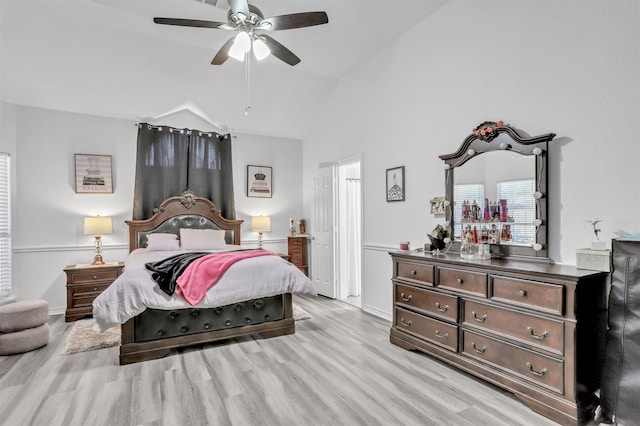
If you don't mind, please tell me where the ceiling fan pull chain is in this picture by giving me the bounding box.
[245,51,251,116]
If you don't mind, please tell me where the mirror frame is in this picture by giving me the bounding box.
[439,121,556,261]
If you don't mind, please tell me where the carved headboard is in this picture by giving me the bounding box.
[125,191,244,253]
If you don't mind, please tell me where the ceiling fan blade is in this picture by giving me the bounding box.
[261,12,328,31]
[228,0,250,18]
[153,17,228,29]
[261,35,300,66]
[211,36,236,65]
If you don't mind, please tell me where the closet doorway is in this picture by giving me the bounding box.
[337,160,362,308]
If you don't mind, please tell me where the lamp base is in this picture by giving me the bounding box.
[257,232,264,248]
[92,254,105,265]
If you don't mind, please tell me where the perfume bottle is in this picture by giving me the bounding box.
[499,199,508,222]
[483,198,490,221]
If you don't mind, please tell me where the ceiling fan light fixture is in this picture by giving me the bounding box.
[229,31,251,61]
[252,38,270,60]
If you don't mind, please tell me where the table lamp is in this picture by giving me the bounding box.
[251,215,271,248]
[84,216,113,265]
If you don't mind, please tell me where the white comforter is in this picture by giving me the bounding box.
[92,246,316,331]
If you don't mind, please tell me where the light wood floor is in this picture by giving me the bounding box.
[0,295,563,426]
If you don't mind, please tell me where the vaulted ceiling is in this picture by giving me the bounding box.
[0,0,446,139]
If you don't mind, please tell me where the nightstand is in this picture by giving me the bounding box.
[64,262,124,322]
[287,235,308,276]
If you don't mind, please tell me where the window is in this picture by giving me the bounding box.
[497,179,536,244]
[453,183,484,239]
[0,153,11,298]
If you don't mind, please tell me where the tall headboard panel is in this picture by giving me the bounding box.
[125,191,243,253]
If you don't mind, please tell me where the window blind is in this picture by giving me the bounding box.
[497,179,536,245]
[453,183,484,239]
[0,153,11,298]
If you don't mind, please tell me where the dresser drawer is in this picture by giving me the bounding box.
[396,261,434,287]
[438,267,487,297]
[491,276,564,315]
[395,307,458,352]
[463,300,564,355]
[395,283,458,323]
[462,330,564,393]
[68,269,120,284]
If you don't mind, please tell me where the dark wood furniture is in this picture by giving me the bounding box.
[119,191,296,365]
[390,251,608,425]
[288,235,308,275]
[64,262,124,322]
[439,121,556,260]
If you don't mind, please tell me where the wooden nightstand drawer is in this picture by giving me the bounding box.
[491,276,564,315]
[438,267,487,297]
[395,283,458,323]
[68,269,120,284]
[65,262,124,322]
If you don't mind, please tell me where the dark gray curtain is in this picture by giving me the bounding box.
[132,123,236,220]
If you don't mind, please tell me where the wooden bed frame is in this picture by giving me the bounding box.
[119,190,294,365]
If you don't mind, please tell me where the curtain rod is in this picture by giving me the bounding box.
[134,123,231,139]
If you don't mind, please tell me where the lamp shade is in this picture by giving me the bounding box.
[251,216,271,232]
[84,216,113,236]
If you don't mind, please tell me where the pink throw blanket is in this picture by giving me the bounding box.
[176,250,276,305]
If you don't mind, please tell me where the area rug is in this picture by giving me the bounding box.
[63,304,311,355]
[62,319,121,355]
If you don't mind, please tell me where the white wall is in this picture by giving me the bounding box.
[5,103,304,313]
[302,1,640,320]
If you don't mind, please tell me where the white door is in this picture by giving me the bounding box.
[311,165,337,298]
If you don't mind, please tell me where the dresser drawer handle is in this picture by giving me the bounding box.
[410,270,417,276]
[471,311,487,322]
[526,362,548,377]
[519,290,528,297]
[93,275,98,280]
[456,278,463,285]
[400,318,412,327]
[434,330,448,339]
[527,326,549,340]
[435,302,449,312]
[93,287,98,291]
[400,293,412,302]
[471,342,487,354]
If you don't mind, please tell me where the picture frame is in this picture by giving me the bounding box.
[386,166,405,202]
[74,154,113,193]
[247,165,272,198]
[430,196,446,215]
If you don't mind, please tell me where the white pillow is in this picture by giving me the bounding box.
[180,229,226,250]
[147,238,181,251]
[147,233,178,241]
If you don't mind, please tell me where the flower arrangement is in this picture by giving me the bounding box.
[472,120,505,142]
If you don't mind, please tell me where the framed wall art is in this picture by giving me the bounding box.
[386,166,405,202]
[247,165,272,198]
[430,196,446,215]
[74,154,113,193]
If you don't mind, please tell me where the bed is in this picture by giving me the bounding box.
[92,191,316,365]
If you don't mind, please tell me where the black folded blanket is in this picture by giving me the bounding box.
[145,252,209,296]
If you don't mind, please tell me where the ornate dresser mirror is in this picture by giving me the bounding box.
[439,121,556,260]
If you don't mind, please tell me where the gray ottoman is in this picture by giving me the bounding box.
[0,300,50,355]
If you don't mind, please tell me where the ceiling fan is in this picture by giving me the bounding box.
[153,0,329,66]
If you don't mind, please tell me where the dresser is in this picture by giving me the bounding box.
[288,236,308,275]
[390,251,608,425]
[64,262,124,322]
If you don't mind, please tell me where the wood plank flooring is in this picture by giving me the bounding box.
[0,295,563,426]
